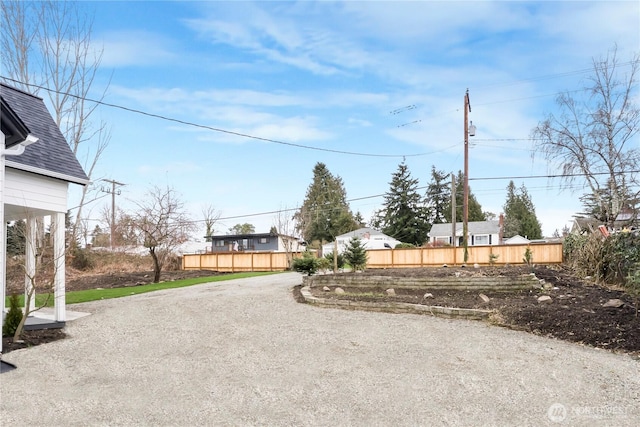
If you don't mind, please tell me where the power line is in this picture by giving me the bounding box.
[469,170,640,182]
[394,59,640,126]
[199,170,640,223]
[1,76,436,159]
[477,60,639,90]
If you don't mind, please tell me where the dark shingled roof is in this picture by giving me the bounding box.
[1,83,89,185]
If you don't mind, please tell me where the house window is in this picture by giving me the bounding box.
[214,240,225,247]
[258,237,269,244]
[474,235,489,245]
[436,236,450,244]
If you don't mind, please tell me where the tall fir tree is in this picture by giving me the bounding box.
[443,170,486,223]
[295,162,357,246]
[6,220,26,256]
[502,181,543,239]
[425,166,451,225]
[372,162,430,246]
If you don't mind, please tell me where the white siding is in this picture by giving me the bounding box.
[4,168,68,213]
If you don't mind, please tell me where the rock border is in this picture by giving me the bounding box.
[303,273,541,291]
[300,286,492,321]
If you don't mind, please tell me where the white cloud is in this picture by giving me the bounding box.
[98,30,176,67]
[348,118,372,127]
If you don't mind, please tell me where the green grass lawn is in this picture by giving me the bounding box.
[5,271,280,307]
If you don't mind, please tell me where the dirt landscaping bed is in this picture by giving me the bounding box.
[304,265,640,355]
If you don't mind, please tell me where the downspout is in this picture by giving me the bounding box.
[0,134,38,356]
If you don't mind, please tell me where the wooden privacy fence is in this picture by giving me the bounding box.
[182,243,563,272]
[182,251,300,272]
[365,242,563,269]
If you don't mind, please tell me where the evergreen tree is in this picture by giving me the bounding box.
[579,176,638,226]
[443,171,486,223]
[295,162,357,246]
[502,181,543,239]
[372,162,429,246]
[425,166,450,225]
[91,225,110,248]
[354,211,366,227]
[6,220,26,256]
[229,223,256,234]
[343,236,368,271]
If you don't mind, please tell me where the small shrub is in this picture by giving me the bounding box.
[71,247,94,270]
[343,236,368,272]
[395,243,415,249]
[600,232,640,284]
[523,247,533,268]
[563,232,588,260]
[489,253,499,265]
[626,263,640,318]
[324,251,345,270]
[3,294,23,337]
[165,255,182,271]
[316,257,331,273]
[292,251,319,276]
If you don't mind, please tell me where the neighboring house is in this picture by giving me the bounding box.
[1,83,89,353]
[428,220,502,246]
[503,234,531,245]
[321,227,402,255]
[206,232,304,253]
[572,210,639,235]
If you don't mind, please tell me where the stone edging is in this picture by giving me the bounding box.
[300,286,492,321]
[303,274,540,291]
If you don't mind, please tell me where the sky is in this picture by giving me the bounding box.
[61,0,639,241]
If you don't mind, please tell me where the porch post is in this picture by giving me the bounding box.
[1,135,6,354]
[53,212,66,322]
[25,216,37,312]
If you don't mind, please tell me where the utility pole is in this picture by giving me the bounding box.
[101,179,124,250]
[463,89,476,263]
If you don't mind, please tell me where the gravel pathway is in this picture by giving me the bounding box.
[1,272,638,426]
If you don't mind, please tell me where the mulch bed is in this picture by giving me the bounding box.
[2,329,67,354]
[303,265,640,355]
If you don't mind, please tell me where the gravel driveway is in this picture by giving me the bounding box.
[1,272,638,426]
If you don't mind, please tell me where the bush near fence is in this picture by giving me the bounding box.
[182,242,563,273]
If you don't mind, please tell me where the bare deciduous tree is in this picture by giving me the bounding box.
[131,186,195,283]
[202,204,221,242]
[532,46,640,225]
[99,205,139,249]
[1,0,111,246]
[273,206,298,269]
